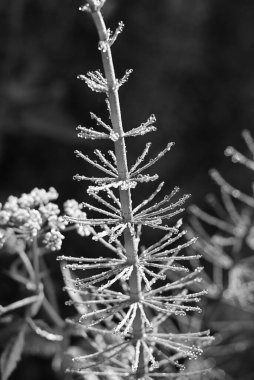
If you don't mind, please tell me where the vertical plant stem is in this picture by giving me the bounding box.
[17,248,35,282]
[42,297,65,328]
[32,237,40,293]
[86,1,147,376]
[32,241,65,328]
[40,255,60,314]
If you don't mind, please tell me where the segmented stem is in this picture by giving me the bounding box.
[87,1,146,375]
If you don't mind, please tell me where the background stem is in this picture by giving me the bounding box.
[32,237,40,293]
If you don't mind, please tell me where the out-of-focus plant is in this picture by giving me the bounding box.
[57,1,213,379]
[185,130,254,380]
[0,188,91,380]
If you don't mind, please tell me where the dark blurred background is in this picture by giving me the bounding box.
[1,0,254,206]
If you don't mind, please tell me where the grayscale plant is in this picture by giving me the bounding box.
[0,188,92,380]
[58,1,213,378]
[184,130,254,379]
[188,130,254,306]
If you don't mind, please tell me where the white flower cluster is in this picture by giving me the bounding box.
[0,187,67,251]
[43,229,65,252]
[64,199,91,237]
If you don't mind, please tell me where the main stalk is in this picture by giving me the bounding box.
[86,1,147,376]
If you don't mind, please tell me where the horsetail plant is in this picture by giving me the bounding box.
[188,130,254,303]
[58,0,213,378]
[182,131,254,379]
